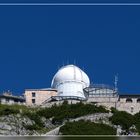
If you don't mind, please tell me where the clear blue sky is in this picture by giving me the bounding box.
[0,1,140,95]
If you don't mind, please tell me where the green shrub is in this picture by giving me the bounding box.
[60,120,116,135]
[23,111,44,127]
[109,110,133,131]
[0,104,34,116]
[0,104,20,116]
[0,102,109,128]
[110,107,117,113]
[24,124,40,130]
[37,102,108,124]
[133,112,140,134]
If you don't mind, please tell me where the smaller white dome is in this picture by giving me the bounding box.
[51,65,90,88]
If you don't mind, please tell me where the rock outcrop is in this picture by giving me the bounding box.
[0,114,55,135]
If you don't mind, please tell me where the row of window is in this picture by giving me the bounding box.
[126,98,140,103]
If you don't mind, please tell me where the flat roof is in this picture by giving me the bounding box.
[119,94,140,98]
[25,88,57,91]
[0,94,25,101]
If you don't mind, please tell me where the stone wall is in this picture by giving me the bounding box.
[87,97,118,110]
[117,97,140,115]
[87,96,118,103]
[25,90,140,114]
[88,96,140,114]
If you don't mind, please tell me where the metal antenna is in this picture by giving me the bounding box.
[114,74,118,92]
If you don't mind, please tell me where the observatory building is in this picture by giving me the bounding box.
[24,64,90,105]
[24,64,140,115]
[51,65,90,101]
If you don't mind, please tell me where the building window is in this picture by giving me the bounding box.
[137,98,140,103]
[32,92,36,97]
[126,98,133,103]
[32,99,35,104]
[131,106,134,113]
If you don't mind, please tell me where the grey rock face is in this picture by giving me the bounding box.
[0,114,57,136]
[70,113,113,125]
[0,114,35,135]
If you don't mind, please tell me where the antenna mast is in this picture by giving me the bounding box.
[114,74,118,92]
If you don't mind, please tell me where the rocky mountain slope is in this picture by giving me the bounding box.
[0,114,55,135]
[0,102,139,136]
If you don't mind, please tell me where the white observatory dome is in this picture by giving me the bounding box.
[51,65,90,100]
